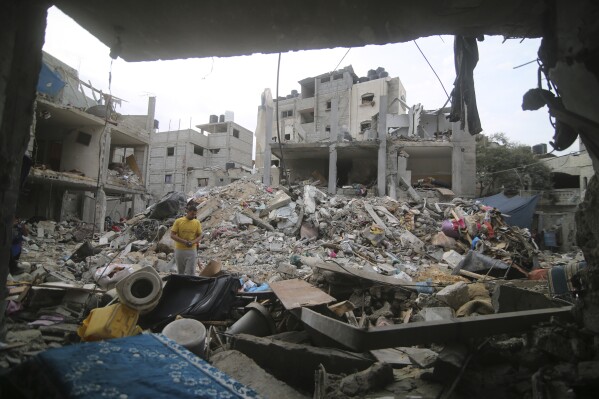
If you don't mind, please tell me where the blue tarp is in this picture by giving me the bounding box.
[37,62,65,97]
[477,193,540,229]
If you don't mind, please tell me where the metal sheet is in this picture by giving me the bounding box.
[270,279,335,310]
[301,306,574,352]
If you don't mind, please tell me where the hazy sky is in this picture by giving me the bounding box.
[43,6,561,151]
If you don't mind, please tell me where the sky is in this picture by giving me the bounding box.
[42,6,565,153]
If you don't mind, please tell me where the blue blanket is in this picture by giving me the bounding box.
[1,334,260,398]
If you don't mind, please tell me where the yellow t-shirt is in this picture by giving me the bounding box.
[171,217,202,250]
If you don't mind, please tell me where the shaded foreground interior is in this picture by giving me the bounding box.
[2,0,599,397]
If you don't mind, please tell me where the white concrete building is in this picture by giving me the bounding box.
[149,116,253,198]
[256,65,476,198]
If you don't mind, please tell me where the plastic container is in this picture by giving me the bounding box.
[78,303,140,342]
[162,318,207,358]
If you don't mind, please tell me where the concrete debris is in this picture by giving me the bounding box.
[2,178,594,396]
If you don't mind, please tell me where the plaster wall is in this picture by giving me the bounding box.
[60,126,104,178]
[350,78,402,140]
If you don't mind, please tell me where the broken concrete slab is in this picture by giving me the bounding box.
[211,350,309,399]
[442,249,464,268]
[229,333,373,391]
[339,362,394,397]
[492,284,560,313]
[260,190,292,217]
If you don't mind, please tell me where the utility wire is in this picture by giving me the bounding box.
[480,150,584,176]
[333,48,351,73]
[413,40,451,101]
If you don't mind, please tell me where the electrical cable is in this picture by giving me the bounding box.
[413,40,451,101]
[332,48,351,73]
[480,150,583,176]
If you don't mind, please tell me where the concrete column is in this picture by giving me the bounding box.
[377,95,387,196]
[94,188,107,232]
[388,145,398,200]
[328,144,337,195]
[328,98,339,195]
[145,96,156,134]
[0,1,48,339]
[263,104,273,186]
[134,146,149,188]
[451,121,476,197]
[100,127,112,185]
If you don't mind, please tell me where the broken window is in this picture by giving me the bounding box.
[300,110,314,124]
[197,178,208,187]
[271,160,280,167]
[281,110,293,118]
[326,100,331,110]
[284,133,291,141]
[209,148,220,154]
[321,76,330,83]
[165,174,172,183]
[333,73,343,80]
[360,121,371,134]
[76,131,92,146]
[325,126,331,133]
[166,147,174,156]
[194,145,204,156]
[232,129,240,138]
[361,93,375,105]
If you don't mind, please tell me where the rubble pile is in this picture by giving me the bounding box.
[2,177,595,397]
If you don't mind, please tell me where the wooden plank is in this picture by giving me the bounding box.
[270,279,336,310]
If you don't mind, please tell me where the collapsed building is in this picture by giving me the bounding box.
[148,114,253,198]
[17,51,154,229]
[256,65,476,198]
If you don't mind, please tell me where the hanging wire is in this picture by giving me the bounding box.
[413,40,451,101]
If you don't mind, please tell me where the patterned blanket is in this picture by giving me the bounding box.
[0,333,260,398]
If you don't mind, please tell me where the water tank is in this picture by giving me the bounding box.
[358,77,369,83]
[224,111,234,122]
[367,69,377,77]
[532,143,547,155]
[209,114,218,123]
[219,114,225,123]
[379,71,389,78]
[376,66,385,74]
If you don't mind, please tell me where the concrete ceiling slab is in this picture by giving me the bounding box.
[53,0,544,62]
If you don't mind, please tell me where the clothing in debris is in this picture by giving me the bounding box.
[449,35,482,135]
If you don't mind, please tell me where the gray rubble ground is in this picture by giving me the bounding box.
[2,177,593,396]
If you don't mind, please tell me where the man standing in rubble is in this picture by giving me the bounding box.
[170,203,202,276]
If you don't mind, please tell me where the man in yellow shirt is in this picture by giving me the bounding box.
[170,203,202,275]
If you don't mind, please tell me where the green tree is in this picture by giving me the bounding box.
[476,133,553,197]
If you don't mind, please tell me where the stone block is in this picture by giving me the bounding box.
[435,281,469,310]
[419,307,454,321]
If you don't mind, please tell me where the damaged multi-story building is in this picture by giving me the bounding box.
[256,65,476,198]
[17,51,154,228]
[148,113,253,198]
